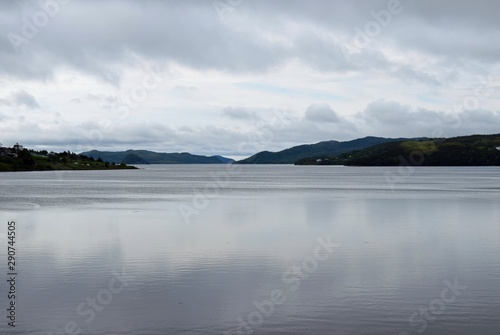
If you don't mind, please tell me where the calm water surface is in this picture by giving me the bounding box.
[0,165,499,334]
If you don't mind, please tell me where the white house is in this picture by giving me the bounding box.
[13,143,23,151]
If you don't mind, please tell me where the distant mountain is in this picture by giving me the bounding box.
[121,153,150,165]
[295,134,500,166]
[81,150,235,164]
[236,137,409,164]
[212,155,235,164]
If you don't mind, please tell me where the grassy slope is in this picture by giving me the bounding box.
[0,151,137,172]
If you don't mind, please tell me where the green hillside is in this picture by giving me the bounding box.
[236,137,409,164]
[295,134,500,166]
[0,148,137,172]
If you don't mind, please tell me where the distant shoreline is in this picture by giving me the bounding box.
[0,146,137,172]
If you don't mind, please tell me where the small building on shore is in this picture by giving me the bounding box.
[13,143,23,151]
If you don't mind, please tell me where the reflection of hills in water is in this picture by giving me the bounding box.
[2,166,500,334]
[0,202,41,210]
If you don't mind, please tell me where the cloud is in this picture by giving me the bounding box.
[86,93,118,109]
[222,107,259,121]
[354,99,500,138]
[1,99,499,157]
[1,1,500,156]
[0,90,39,109]
[13,90,39,108]
[173,85,198,94]
[304,103,340,123]
[1,1,498,83]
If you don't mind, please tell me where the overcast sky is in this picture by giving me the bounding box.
[1,0,499,158]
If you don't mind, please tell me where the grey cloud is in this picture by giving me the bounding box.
[1,1,289,82]
[402,0,500,27]
[359,100,421,126]
[459,110,500,130]
[2,100,499,156]
[173,86,198,94]
[13,90,39,108]
[222,107,259,121]
[304,103,340,123]
[2,1,499,83]
[86,93,118,108]
[293,35,353,73]
[355,99,500,138]
[1,1,499,155]
[391,65,441,87]
[0,118,270,156]
[0,90,39,109]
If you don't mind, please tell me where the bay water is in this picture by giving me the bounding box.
[0,165,499,334]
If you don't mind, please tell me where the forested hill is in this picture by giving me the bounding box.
[295,134,500,166]
[0,148,136,172]
[81,150,235,164]
[236,137,409,164]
